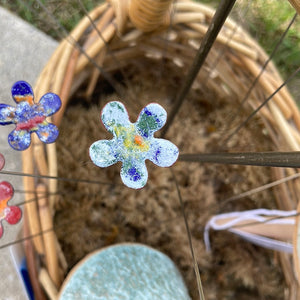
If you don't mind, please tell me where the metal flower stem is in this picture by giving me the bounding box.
[161,0,237,137]
[179,152,300,168]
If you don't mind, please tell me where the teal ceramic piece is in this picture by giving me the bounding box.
[59,243,191,300]
[89,101,179,189]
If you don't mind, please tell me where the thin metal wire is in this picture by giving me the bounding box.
[219,172,300,209]
[221,12,298,142]
[76,0,131,88]
[0,170,120,186]
[19,0,125,96]
[222,65,300,145]
[170,168,205,300]
[161,0,237,137]
[0,227,54,250]
[2,3,300,297]
[0,213,83,250]
[12,171,300,232]
[202,0,253,87]
[15,196,48,207]
[186,172,300,211]
[13,189,121,207]
[2,205,298,252]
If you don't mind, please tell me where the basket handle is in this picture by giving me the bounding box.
[128,0,173,32]
[288,0,300,15]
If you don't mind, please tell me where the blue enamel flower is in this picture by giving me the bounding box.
[89,101,179,189]
[0,81,61,150]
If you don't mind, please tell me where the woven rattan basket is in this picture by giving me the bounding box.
[22,0,300,298]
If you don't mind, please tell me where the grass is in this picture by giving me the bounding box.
[1,0,299,88]
[237,0,300,78]
[199,0,300,79]
[0,0,102,39]
[198,1,300,98]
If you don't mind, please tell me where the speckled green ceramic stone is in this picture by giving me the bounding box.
[59,243,191,300]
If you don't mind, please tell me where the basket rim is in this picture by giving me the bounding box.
[22,0,300,297]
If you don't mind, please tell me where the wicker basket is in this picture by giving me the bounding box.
[22,0,300,298]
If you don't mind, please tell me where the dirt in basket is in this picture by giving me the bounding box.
[54,58,285,300]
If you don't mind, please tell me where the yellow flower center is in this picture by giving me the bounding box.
[114,124,149,152]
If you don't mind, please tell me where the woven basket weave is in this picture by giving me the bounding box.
[22,0,300,298]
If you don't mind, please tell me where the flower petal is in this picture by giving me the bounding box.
[0,104,15,125]
[101,101,131,134]
[39,93,62,116]
[11,81,34,105]
[5,206,22,224]
[0,181,14,201]
[8,129,31,150]
[36,123,59,143]
[89,140,118,167]
[147,138,179,167]
[120,160,148,189]
[136,103,167,138]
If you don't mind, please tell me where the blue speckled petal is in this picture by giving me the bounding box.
[11,81,34,104]
[0,104,15,125]
[89,140,118,167]
[101,101,131,134]
[120,160,148,189]
[39,93,62,116]
[147,138,179,167]
[8,130,31,151]
[136,103,167,138]
[36,123,59,143]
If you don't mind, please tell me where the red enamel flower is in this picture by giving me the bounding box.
[0,181,22,238]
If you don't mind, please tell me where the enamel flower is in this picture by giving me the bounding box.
[89,101,179,189]
[0,181,22,238]
[0,81,61,150]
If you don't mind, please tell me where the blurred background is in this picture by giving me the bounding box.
[1,0,300,99]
